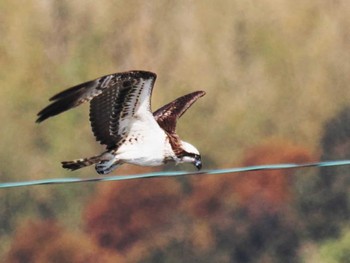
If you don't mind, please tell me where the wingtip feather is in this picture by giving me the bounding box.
[195,90,206,97]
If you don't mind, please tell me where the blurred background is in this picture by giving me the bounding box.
[1,0,350,262]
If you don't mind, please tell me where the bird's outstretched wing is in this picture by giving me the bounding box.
[153,90,206,134]
[36,70,157,149]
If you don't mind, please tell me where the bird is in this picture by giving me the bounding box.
[36,70,206,175]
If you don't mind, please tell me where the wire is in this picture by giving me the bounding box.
[1,160,349,189]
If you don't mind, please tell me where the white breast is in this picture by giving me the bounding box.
[115,121,174,166]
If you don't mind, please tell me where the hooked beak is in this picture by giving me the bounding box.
[194,156,202,170]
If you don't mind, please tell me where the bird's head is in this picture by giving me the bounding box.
[178,141,202,170]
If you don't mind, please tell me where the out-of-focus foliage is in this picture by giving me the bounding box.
[84,177,181,254]
[181,140,314,263]
[5,220,123,263]
[302,229,350,263]
[232,140,315,211]
[1,0,350,262]
[296,107,350,240]
[186,139,314,218]
[318,229,350,263]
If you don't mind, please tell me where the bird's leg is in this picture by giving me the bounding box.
[95,153,121,175]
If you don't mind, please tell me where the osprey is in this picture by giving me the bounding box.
[36,70,205,174]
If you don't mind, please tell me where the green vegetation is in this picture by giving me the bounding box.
[1,0,350,262]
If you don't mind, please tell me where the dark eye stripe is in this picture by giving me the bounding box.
[180,152,200,159]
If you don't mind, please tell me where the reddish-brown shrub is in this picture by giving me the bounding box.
[187,139,315,218]
[6,219,122,263]
[84,169,182,254]
[185,174,235,218]
[231,139,315,215]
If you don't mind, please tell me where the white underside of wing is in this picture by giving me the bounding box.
[118,78,155,135]
[111,78,177,166]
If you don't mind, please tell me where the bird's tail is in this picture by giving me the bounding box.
[62,155,102,171]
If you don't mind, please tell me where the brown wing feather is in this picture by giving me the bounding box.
[36,74,116,123]
[153,90,206,134]
[89,77,152,149]
[36,70,157,149]
[89,84,121,148]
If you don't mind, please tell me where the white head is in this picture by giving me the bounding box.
[178,141,202,170]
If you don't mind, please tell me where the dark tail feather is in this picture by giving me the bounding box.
[62,155,102,171]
